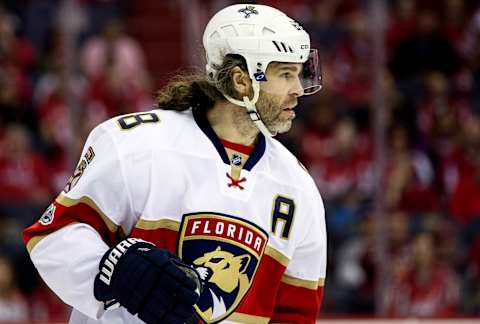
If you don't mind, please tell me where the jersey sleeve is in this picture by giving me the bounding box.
[23,122,143,320]
[271,189,327,323]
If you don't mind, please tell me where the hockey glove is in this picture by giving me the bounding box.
[94,238,202,324]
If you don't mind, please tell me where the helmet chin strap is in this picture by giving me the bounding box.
[222,81,276,137]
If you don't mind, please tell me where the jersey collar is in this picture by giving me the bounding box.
[192,107,266,171]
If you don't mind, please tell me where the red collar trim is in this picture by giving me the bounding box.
[221,139,255,155]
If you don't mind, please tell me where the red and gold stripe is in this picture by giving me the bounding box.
[23,194,124,252]
[271,273,325,323]
[130,218,180,253]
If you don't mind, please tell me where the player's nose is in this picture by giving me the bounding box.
[290,77,304,97]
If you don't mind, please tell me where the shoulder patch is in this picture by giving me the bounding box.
[39,204,56,225]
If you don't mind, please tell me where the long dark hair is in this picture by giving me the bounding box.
[154,54,248,111]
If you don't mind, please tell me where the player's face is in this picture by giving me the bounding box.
[257,63,304,134]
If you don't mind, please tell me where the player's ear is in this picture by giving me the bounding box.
[231,66,252,99]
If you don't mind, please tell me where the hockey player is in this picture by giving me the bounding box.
[23,4,327,324]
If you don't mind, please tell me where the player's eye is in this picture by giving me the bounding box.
[281,72,293,80]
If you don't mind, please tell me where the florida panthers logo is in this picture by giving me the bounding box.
[178,213,268,323]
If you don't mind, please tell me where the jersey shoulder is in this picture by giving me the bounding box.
[95,109,196,155]
[266,137,318,192]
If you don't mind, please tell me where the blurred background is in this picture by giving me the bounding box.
[1,0,480,322]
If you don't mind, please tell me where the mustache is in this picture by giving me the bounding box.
[258,91,297,107]
[284,100,297,108]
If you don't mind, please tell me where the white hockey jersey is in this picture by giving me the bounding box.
[24,108,327,324]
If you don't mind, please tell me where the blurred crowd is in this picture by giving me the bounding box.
[0,0,151,321]
[284,0,480,317]
[0,0,479,321]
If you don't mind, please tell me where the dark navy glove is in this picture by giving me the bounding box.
[94,238,202,324]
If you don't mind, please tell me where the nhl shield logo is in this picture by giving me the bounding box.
[230,154,242,166]
[178,213,268,323]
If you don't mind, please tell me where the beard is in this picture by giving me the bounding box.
[255,91,295,135]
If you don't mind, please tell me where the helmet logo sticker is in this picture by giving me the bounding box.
[238,6,258,19]
[254,71,267,81]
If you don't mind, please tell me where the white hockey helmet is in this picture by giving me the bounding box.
[203,4,322,136]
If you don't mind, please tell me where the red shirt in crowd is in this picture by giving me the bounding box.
[386,263,459,317]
